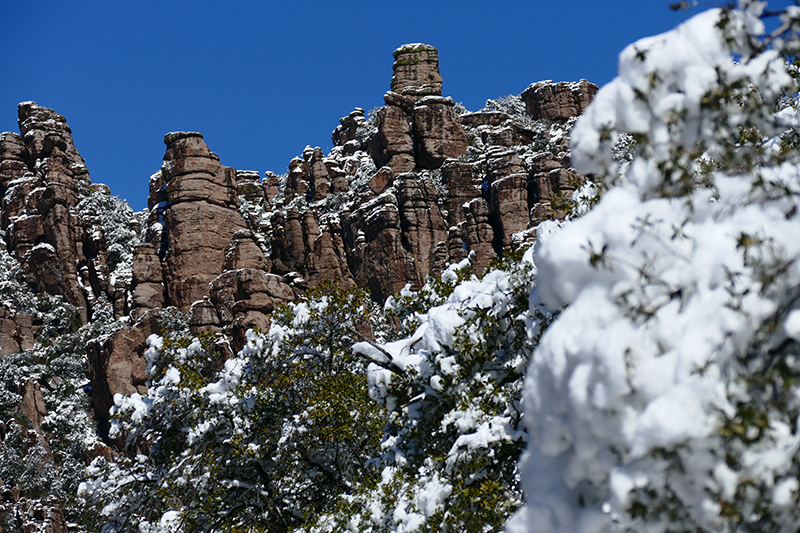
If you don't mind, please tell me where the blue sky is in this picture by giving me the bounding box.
[0,1,787,211]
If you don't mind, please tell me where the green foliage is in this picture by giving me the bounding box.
[302,257,550,532]
[85,282,388,532]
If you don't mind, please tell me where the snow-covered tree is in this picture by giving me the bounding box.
[79,282,389,532]
[507,3,800,531]
[0,243,121,532]
[299,254,551,533]
[76,189,142,290]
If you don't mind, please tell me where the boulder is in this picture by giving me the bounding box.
[132,244,163,284]
[367,166,394,195]
[370,105,415,174]
[189,297,222,334]
[308,147,330,201]
[209,268,294,350]
[458,198,497,274]
[87,311,161,439]
[442,160,482,227]
[18,378,47,436]
[490,173,529,248]
[332,108,367,147]
[263,172,281,204]
[236,170,264,203]
[224,229,269,271]
[17,102,89,180]
[303,217,354,288]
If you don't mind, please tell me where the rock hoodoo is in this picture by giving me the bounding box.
[390,43,443,101]
[156,131,248,311]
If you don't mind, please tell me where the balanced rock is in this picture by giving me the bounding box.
[224,229,269,271]
[332,108,367,147]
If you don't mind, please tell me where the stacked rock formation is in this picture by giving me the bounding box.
[390,43,443,101]
[260,44,598,301]
[369,45,468,174]
[0,103,114,323]
[156,131,248,310]
[88,133,298,428]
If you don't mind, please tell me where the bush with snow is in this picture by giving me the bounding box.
[299,254,550,533]
[80,282,389,532]
[508,3,800,532]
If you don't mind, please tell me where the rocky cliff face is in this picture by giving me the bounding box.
[0,103,112,324]
[0,43,596,531]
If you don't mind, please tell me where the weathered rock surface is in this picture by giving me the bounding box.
[396,173,448,282]
[304,216,354,288]
[412,97,468,169]
[490,172,529,248]
[0,307,35,356]
[391,43,443,101]
[87,311,162,438]
[370,105,415,174]
[0,48,599,476]
[130,244,165,320]
[18,379,48,439]
[0,103,117,323]
[455,198,497,274]
[225,229,269,271]
[442,160,482,227]
[0,132,28,190]
[209,268,294,349]
[332,108,367,147]
[520,79,598,121]
[0,494,68,533]
[155,132,247,312]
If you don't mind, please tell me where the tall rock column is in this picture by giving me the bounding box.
[158,132,247,311]
[396,173,448,283]
[371,44,468,173]
[0,102,111,322]
[0,132,27,193]
[391,43,443,102]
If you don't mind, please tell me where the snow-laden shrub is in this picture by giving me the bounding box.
[508,3,800,532]
[80,282,389,532]
[77,190,142,289]
[0,245,118,531]
[356,107,381,145]
[300,254,551,533]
